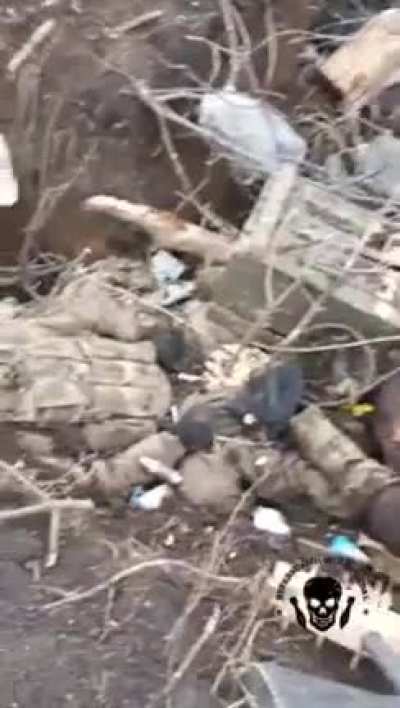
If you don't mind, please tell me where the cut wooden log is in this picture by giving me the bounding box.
[320,9,400,112]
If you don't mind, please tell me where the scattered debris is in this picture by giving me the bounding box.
[252,505,292,542]
[355,134,400,200]
[161,281,195,307]
[199,86,306,179]
[151,250,187,285]
[0,134,18,206]
[327,534,370,565]
[203,343,270,393]
[7,18,56,78]
[150,250,194,306]
[129,483,172,511]
[320,8,400,113]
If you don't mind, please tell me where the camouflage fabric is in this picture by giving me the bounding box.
[0,267,171,450]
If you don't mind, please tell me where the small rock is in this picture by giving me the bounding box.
[181,452,241,512]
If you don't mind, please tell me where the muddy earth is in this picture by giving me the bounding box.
[0,1,398,706]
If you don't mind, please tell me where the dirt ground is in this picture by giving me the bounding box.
[0,1,398,706]
[0,480,394,708]
[0,0,322,268]
[0,427,394,707]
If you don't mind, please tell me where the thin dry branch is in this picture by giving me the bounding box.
[41,559,243,611]
[107,9,164,39]
[163,604,221,697]
[7,19,57,79]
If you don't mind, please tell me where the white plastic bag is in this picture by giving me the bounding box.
[199,87,305,178]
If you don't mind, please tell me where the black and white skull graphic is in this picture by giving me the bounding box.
[303,576,342,631]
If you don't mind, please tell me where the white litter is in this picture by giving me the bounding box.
[0,134,18,207]
[199,86,306,178]
[253,506,291,537]
[151,249,186,285]
[129,483,172,511]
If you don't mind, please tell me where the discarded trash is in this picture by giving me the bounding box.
[149,248,194,306]
[229,363,304,437]
[327,534,370,564]
[252,506,291,539]
[161,281,195,307]
[355,134,400,200]
[320,8,400,113]
[0,134,19,206]
[203,343,270,393]
[342,402,375,417]
[151,250,186,285]
[241,661,400,708]
[129,483,172,511]
[199,86,306,178]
